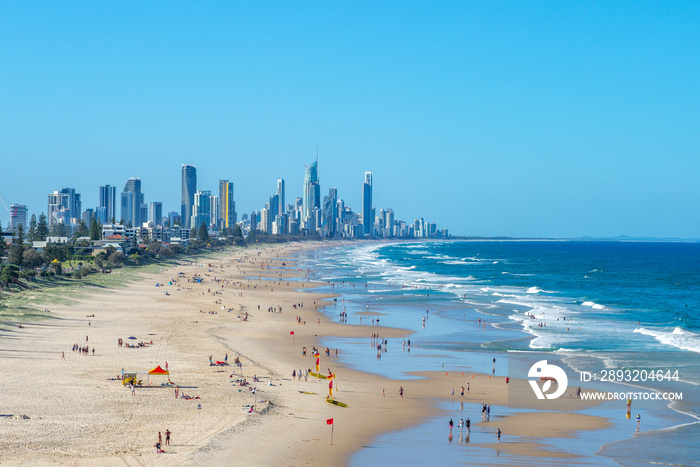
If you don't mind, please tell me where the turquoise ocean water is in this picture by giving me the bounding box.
[296,240,700,466]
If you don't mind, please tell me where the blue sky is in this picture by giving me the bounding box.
[1,2,698,238]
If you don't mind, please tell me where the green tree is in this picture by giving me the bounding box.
[16,224,25,245]
[36,213,49,240]
[22,248,45,269]
[232,224,243,238]
[74,220,89,239]
[108,251,124,268]
[28,214,37,241]
[198,222,209,242]
[0,235,7,258]
[50,261,62,275]
[89,219,101,240]
[50,222,68,237]
[8,227,25,267]
[0,264,20,286]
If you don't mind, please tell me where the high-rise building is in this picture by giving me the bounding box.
[191,190,211,231]
[150,202,163,226]
[9,204,28,232]
[47,188,81,226]
[209,195,219,229]
[81,209,94,227]
[250,211,259,232]
[48,191,64,225]
[322,188,338,238]
[218,180,236,231]
[260,208,270,233]
[99,185,116,223]
[121,178,143,227]
[276,178,285,216]
[302,161,320,224]
[181,164,197,229]
[362,172,373,235]
[168,211,181,227]
[269,193,279,225]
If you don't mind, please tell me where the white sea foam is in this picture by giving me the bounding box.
[526,287,543,294]
[439,260,482,265]
[582,301,606,310]
[633,327,700,354]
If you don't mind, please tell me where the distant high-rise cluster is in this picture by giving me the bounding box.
[2,158,446,243]
[245,159,446,240]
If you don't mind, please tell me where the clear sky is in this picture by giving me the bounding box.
[1,2,699,238]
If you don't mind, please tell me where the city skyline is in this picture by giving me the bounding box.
[1,3,699,238]
[0,158,443,241]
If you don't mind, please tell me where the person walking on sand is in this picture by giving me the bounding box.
[62,351,65,360]
[636,413,641,431]
[165,429,171,446]
[497,428,501,443]
[131,384,135,396]
[399,386,404,398]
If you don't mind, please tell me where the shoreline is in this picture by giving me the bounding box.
[0,242,656,466]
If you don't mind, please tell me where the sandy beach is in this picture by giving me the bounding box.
[0,243,611,466]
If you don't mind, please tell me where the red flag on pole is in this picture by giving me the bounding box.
[326,418,334,425]
[289,331,294,335]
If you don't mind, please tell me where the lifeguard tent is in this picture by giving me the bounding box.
[148,365,171,385]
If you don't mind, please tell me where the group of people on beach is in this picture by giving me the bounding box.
[71,343,93,355]
[154,429,171,453]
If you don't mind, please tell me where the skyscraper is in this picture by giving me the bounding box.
[218,180,236,231]
[99,185,116,223]
[191,190,211,231]
[150,201,163,226]
[47,188,81,226]
[276,178,285,216]
[181,164,197,229]
[121,177,143,227]
[322,188,338,238]
[362,172,373,235]
[9,204,28,232]
[303,161,320,226]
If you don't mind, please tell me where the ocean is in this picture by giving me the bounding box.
[296,240,700,466]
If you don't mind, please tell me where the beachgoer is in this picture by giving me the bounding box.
[399,386,404,398]
[460,386,464,398]
[466,418,470,433]
[449,418,454,433]
[497,428,501,442]
[636,413,641,431]
[165,429,171,445]
[62,351,65,360]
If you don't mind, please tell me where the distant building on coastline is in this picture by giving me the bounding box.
[47,188,81,226]
[150,201,163,226]
[9,204,28,232]
[362,171,373,236]
[218,180,236,232]
[302,161,320,229]
[191,190,211,232]
[98,185,116,224]
[181,164,197,229]
[121,177,145,227]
